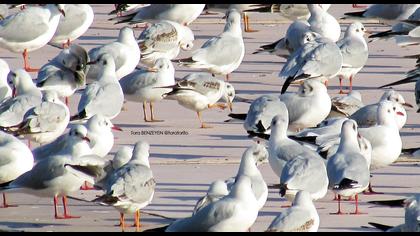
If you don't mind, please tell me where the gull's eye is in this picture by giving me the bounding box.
[387,109,391,113]
[393,107,396,111]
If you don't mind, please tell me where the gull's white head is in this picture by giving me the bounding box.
[222,82,235,112]
[41,90,59,103]
[300,31,322,45]
[68,125,90,144]
[345,21,368,37]
[131,140,150,167]
[377,100,404,127]
[380,90,413,108]
[180,26,195,51]
[112,146,133,169]
[293,190,313,207]
[151,58,174,74]
[268,113,289,138]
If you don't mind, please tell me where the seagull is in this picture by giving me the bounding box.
[335,21,369,94]
[192,180,229,216]
[226,143,269,210]
[93,141,156,232]
[32,125,92,162]
[163,176,259,232]
[279,149,329,202]
[349,90,413,130]
[0,59,12,102]
[71,53,124,121]
[0,69,42,129]
[36,43,88,106]
[242,95,288,135]
[307,4,341,43]
[84,114,123,158]
[95,145,133,190]
[326,119,370,214]
[111,4,205,26]
[8,90,69,145]
[268,113,326,182]
[279,33,343,94]
[266,190,320,232]
[0,4,66,72]
[279,79,332,131]
[119,58,175,122]
[343,4,420,25]
[49,4,94,48]
[0,130,34,208]
[137,20,194,67]
[174,9,245,82]
[0,131,105,219]
[252,20,312,58]
[368,195,420,232]
[86,26,140,81]
[162,73,235,128]
[330,91,364,118]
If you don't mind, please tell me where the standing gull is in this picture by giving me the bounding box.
[0,4,65,72]
[343,4,420,25]
[94,141,156,232]
[307,4,341,42]
[0,130,34,208]
[71,53,124,121]
[137,20,194,67]
[163,73,235,128]
[174,9,245,82]
[266,190,319,232]
[327,119,370,214]
[119,58,175,122]
[50,4,94,48]
[279,33,343,94]
[86,26,140,81]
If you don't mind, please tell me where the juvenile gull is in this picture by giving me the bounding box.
[163,73,235,128]
[137,20,194,67]
[330,91,364,118]
[266,190,319,232]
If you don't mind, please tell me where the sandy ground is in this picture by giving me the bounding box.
[0,4,419,232]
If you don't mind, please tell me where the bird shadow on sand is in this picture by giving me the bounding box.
[78,35,117,41]
[0,221,67,229]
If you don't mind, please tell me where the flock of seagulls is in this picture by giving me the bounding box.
[0,3,418,232]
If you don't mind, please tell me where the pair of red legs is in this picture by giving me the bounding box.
[197,103,228,128]
[243,13,258,33]
[118,210,141,232]
[338,75,354,94]
[54,195,80,219]
[0,193,18,208]
[330,194,366,215]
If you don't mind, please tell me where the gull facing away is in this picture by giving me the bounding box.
[71,53,124,121]
[94,141,156,232]
[160,176,259,232]
[279,33,343,94]
[266,190,319,232]
[8,90,69,145]
[36,43,88,106]
[50,4,94,48]
[111,4,205,26]
[0,130,34,208]
[0,129,105,219]
[162,73,235,128]
[137,20,194,67]
[86,26,140,81]
[0,4,65,72]
[174,9,245,82]
[327,119,370,214]
[119,58,175,122]
[335,21,369,94]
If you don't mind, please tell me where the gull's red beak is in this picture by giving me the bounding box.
[112,125,123,131]
[82,137,91,143]
[396,111,404,116]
